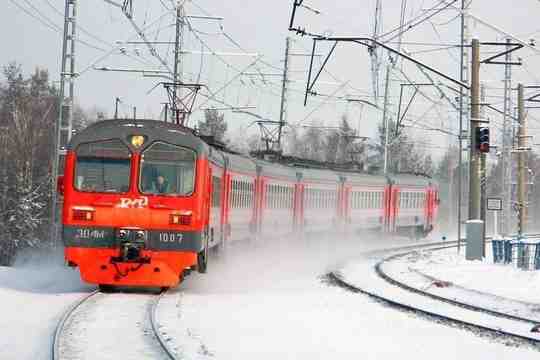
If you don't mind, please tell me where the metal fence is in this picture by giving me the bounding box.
[492,239,540,270]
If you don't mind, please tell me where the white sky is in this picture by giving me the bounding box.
[3,0,540,158]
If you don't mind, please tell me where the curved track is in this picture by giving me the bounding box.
[52,289,178,360]
[330,242,540,347]
[376,250,540,325]
[52,290,99,360]
[149,289,177,360]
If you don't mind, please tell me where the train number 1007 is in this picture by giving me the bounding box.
[158,232,183,243]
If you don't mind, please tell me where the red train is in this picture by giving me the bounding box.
[59,119,439,289]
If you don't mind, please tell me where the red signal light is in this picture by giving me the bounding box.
[476,127,490,153]
[479,143,490,153]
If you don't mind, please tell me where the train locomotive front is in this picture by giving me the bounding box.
[61,120,211,288]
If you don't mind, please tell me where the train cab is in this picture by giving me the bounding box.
[61,119,211,288]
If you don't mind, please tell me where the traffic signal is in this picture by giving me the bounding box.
[475,127,490,153]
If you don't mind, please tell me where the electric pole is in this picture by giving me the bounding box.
[114,97,121,119]
[468,38,481,221]
[517,83,527,236]
[50,0,78,246]
[501,38,513,236]
[278,37,292,152]
[382,64,391,174]
[173,1,185,125]
[370,0,382,104]
[457,0,470,250]
[480,83,487,236]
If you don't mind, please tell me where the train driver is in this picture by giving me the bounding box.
[151,174,170,194]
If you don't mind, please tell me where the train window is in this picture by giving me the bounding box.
[139,142,196,196]
[212,176,221,208]
[75,139,131,193]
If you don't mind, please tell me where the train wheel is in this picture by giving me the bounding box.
[197,247,208,273]
[197,231,208,273]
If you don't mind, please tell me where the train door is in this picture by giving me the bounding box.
[221,171,232,243]
[209,164,224,248]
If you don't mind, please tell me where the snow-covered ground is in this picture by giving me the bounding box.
[401,246,540,304]
[156,234,539,359]
[0,249,94,360]
[2,234,539,359]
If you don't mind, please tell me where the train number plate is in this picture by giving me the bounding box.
[76,228,106,240]
[158,232,184,243]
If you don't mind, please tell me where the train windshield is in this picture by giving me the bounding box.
[74,139,131,193]
[139,142,196,196]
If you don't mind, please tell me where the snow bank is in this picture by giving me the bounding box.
[0,247,93,359]
[405,246,540,304]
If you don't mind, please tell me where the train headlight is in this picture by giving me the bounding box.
[72,208,95,221]
[135,230,146,241]
[118,229,128,240]
[130,135,146,148]
[170,213,192,225]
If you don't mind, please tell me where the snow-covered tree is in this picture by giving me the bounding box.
[198,109,227,142]
[0,63,58,264]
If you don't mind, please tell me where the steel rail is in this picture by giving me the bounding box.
[150,288,178,360]
[376,250,540,325]
[329,239,540,346]
[52,290,100,360]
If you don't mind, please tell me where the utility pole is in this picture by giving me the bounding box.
[278,37,292,152]
[133,106,137,120]
[468,38,481,221]
[457,0,470,250]
[382,64,391,174]
[173,1,184,124]
[501,38,513,236]
[480,83,487,235]
[114,97,121,119]
[164,103,169,122]
[50,0,78,247]
[370,0,382,104]
[517,83,527,236]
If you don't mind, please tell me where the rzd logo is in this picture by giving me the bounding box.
[117,197,148,208]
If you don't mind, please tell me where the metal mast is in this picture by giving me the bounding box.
[370,0,382,104]
[480,83,487,235]
[278,37,292,151]
[457,0,470,248]
[516,84,527,236]
[468,38,481,221]
[501,38,513,236]
[173,1,185,124]
[382,64,391,174]
[50,0,78,246]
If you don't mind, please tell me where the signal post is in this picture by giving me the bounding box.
[469,38,482,222]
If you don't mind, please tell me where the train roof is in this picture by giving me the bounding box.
[225,153,257,175]
[389,173,432,188]
[255,159,298,181]
[297,167,341,183]
[68,119,208,155]
[339,171,388,186]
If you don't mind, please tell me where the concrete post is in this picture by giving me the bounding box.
[466,219,484,260]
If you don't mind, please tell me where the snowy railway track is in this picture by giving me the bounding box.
[52,290,100,360]
[150,289,178,360]
[329,241,540,348]
[52,288,178,360]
